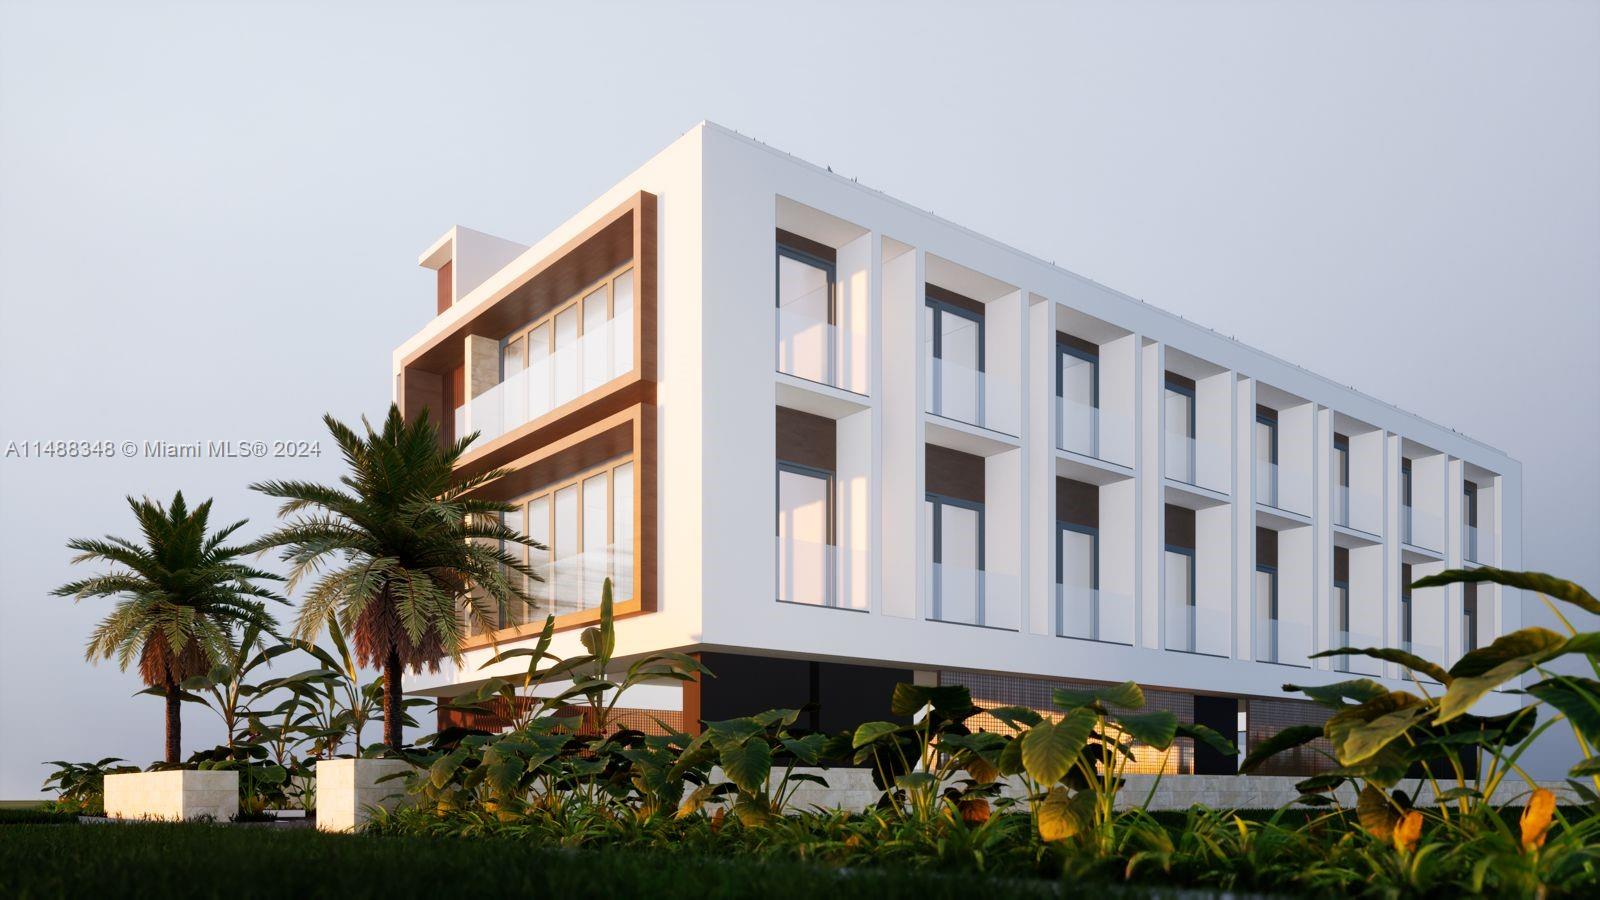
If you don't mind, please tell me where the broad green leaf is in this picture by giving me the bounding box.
[1295,774,1346,794]
[676,782,716,819]
[852,721,903,750]
[1176,721,1238,758]
[1526,676,1600,745]
[750,708,802,728]
[889,683,973,717]
[428,748,468,789]
[1310,646,1451,684]
[779,733,828,766]
[894,772,938,793]
[1114,710,1177,750]
[1053,680,1144,710]
[1411,567,1600,616]
[1037,786,1095,841]
[730,796,773,827]
[1568,756,1600,777]
[1285,679,1389,710]
[720,739,772,795]
[1356,784,1399,839]
[1449,627,1567,679]
[1438,658,1535,723]
[1021,709,1095,785]
[1337,704,1432,766]
[1241,725,1324,774]
[996,734,1025,776]
[703,718,765,752]
[987,705,1044,730]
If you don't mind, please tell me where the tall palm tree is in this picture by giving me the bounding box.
[249,405,540,750]
[54,493,285,764]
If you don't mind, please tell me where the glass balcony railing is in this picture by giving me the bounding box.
[1164,600,1229,656]
[1333,485,1381,534]
[929,563,1019,630]
[1055,397,1131,464]
[1464,524,1494,563]
[1331,629,1380,673]
[776,306,864,393]
[925,357,1020,436]
[1253,618,1311,666]
[464,544,633,636]
[1055,583,1134,645]
[1254,462,1311,514]
[1163,432,1227,489]
[454,318,632,451]
[775,535,867,610]
[1398,640,1445,682]
[1401,504,1444,551]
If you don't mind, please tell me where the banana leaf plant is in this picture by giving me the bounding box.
[42,758,139,814]
[1241,568,1599,822]
[672,708,830,826]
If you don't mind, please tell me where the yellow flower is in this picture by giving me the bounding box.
[1520,788,1556,852]
[1393,810,1423,853]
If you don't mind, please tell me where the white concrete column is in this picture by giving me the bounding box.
[1235,376,1256,660]
[880,241,922,619]
[1138,340,1164,649]
[1026,295,1054,636]
[1313,407,1333,667]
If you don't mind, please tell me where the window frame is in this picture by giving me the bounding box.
[498,264,636,385]
[927,491,986,625]
[1056,519,1102,641]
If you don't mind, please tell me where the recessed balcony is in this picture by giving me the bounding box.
[929,563,1019,630]
[1056,583,1133,645]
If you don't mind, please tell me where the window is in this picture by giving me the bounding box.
[927,493,984,625]
[1333,546,1351,670]
[1401,458,1414,543]
[1255,407,1278,507]
[1400,562,1414,652]
[1463,480,1480,561]
[1057,521,1098,639]
[1164,375,1196,483]
[496,267,635,429]
[468,457,635,634]
[1164,545,1196,651]
[1056,338,1098,456]
[1333,434,1350,526]
[776,462,835,607]
[925,294,984,424]
[1255,564,1279,661]
[776,244,835,384]
[1463,581,1479,653]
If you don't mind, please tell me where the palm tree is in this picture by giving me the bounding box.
[54,493,285,764]
[249,405,540,750]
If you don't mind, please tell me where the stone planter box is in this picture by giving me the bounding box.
[104,770,239,821]
[316,758,415,833]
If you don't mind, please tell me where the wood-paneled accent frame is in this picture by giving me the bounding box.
[459,403,657,647]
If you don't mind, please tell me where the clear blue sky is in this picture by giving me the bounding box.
[2,0,1596,797]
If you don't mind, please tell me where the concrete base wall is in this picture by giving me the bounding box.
[103,770,239,821]
[708,767,1575,814]
[316,759,415,833]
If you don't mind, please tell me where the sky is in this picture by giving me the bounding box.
[1,0,1596,798]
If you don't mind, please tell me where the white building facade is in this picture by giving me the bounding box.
[395,123,1520,774]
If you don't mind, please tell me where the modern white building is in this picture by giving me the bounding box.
[396,122,1520,775]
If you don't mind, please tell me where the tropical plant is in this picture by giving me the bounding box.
[41,758,139,814]
[1242,568,1599,821]
[248,405,543,750]
[53,492,285,762]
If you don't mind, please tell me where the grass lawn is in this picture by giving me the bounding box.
[0,822,1191,900]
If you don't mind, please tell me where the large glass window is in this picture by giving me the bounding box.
[1401,458,1414,543]
[926,299,984,425]
[1400,562,1414,651]
[928,494,984,625]
[1164,378,1195,483]
[1333,434,1350,525]
[1463,581,1479,653]
[1164,546,1196,651]
[1256,564,1278,662]
[1057,521,1099,639]
[1056,342,1098,456]
[776,246,835,385]
[1255,410,1278,507]
[776,462,834,607]
[1463,480,1479,560]
[466,457,637,635]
